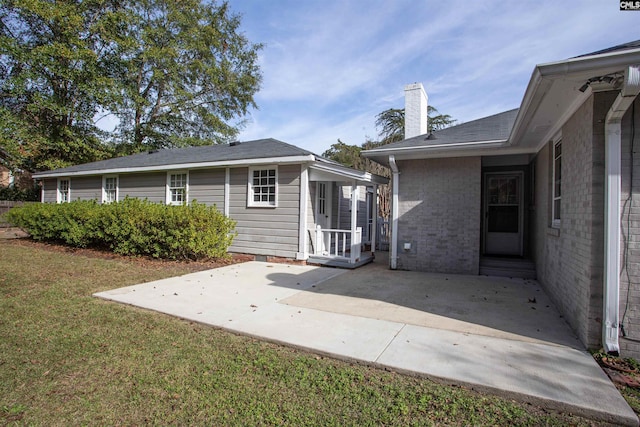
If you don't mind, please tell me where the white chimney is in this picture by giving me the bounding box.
[404,83,428,139]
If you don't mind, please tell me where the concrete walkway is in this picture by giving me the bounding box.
[94,260,638,426]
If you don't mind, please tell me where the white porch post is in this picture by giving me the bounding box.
[297,165,309,260]
[350,180,358,263]
[371,185,377,255]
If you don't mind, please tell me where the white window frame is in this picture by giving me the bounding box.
[166,171,189,205]
[102,175,119,204]
[57,178,70,203]
[552,138,562,228]
[247,166,278,207]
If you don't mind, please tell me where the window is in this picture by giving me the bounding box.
[57,178,70,203]
[552,139,562,227]
[248,166,277,207]
[167,172,188,205]
[318,182,327,215]
[102,176,118,203]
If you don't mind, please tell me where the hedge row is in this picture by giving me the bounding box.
[4,198,236,260]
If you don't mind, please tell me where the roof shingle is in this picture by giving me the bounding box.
[34,138,315,176]
[378,108,519,150]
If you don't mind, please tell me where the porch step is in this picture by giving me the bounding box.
[480,257,536,280]
[307,254,374,269]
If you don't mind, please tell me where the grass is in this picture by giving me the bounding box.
[0,239,612,426]
[592,351,640,417]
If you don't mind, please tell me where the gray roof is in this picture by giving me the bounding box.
[574,39,640,58]
[379,108,519,150]
[34,138,317,176]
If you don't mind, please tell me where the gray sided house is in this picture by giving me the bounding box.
[363,41,640,359]
[33,139,387,268]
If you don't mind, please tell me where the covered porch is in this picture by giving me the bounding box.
[301,162,386,269]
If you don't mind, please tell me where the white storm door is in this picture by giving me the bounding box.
[484,173,523,256]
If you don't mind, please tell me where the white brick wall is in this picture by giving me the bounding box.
[619,95,640,359]
[533,92,613,350]
[395,157,481,274]
[404,83,428,139]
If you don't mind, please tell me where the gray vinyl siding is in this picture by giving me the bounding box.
[36,163,306,259]
[357,187,369,241]
[42,178,57,203]
[338,185,350,228]
[330,183,339,228]
[228,164,300,258]
[189,168,225,213]
[338,185,368,232]
[119,172,165,203]
[70,176,101,201]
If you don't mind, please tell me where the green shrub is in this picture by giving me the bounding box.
[5,198,236,260]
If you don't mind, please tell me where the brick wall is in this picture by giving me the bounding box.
[395,157,481,274]
[619,96,640,359]
[533,92,613,350]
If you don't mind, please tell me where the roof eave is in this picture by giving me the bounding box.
[537,47,640,77]
[309,161,388,185]
[509,46,640,147]
[362,139,510,160]
[33,155,317,179]
[362,140,544,165]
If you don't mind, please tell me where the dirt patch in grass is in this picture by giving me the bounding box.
[0,239,617,426]
[594,351,640,416]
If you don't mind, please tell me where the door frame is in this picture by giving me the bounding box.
[315,181,333,253]
[482,171,524,256]
[315,181,333,228]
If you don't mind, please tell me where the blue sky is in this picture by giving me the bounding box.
[226,0,639,155]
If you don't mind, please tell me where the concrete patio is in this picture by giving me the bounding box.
[94,254,638,426]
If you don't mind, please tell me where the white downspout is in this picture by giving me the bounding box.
[389,155,399,269]
[603,65,640,355]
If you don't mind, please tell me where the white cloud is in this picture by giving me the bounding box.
[232,0,640,154]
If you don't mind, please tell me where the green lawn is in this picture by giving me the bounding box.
[0,239,608,426]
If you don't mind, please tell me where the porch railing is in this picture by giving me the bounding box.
[315,225,361,263]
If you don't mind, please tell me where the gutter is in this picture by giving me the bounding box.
[32,155,317,179]
[363,139,508,155]
[389,155,399,270]
[538,48,640,78]
[603,65,640,355]
[510,47,640,152]
[309,161,388,185]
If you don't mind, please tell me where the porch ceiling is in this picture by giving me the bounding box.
[309,162,388,185]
